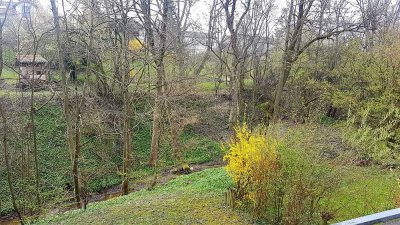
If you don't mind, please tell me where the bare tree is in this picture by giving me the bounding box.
[0,100,24,224]
[50,0,82,208]
[0,0,12,78]
[206,0,272,127]
[271,0,359,123]
[194,0,219,77]
[221,0,251,128]
[134,0,170,166]
[117,0,133,196]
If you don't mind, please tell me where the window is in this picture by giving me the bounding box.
[36,71,41,75]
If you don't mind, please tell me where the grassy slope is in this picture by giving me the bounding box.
[0,102,221,216]
[330,165,397,222]
[36,168,251,225]
[0,75,397,223]
[1,69,18,85]
[283,123,398,223]
[35,166,397,225]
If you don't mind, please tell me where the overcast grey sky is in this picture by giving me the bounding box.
[191,0,286,30]
[37,0,287,31]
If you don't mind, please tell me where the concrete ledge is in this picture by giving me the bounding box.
[333,208,400,225]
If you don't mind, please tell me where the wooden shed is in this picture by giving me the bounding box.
[16,54,48,83]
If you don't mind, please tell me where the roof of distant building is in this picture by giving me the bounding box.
[16,54,48,64]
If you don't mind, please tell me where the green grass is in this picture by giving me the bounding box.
[0,102,222,216]
[329,165,397,223]
[0,68,57,97]
[35,168,251,225]
[198,81,227,92]
[197,78,253,93]
[277,133,398,223]
[0,89,55,97]
[34,165,398,225]
[1,98,398,223]
[1,68,62,86]
[1,69,19,85]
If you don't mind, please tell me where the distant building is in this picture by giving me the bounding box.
[0,0,34,19]
[16,54,48,83]
[184,31,208,55]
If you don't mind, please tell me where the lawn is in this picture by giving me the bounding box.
[35,168,251,225]
[329,165,397,223]
[1,69,19,85]
[0,89,55,97]
[34,165,398,224]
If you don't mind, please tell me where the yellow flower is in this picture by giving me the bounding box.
[129,38,143,52]
[223,123,279,196]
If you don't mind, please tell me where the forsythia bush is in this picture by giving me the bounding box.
[223,124,280,215]
[224,124,341,224]
[129,38,143,52]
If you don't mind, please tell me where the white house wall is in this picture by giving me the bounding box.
[20,65,47,81]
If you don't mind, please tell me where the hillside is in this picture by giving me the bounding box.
[33,164,398,225]
[35,168,251,225]
[0,97,224,218]
[1,0,399,224]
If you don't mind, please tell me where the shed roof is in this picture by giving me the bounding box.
[16,55,48,64]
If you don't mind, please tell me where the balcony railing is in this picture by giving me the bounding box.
[333,208,400,225]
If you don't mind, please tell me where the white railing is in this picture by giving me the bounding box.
[333,208,400,225]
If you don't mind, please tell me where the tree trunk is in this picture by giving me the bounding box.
[121,102,131,195]
[0,0,12,78]
[50,0,82,208]
[28,50,41,211]
[272,58,292,123]
[73,115,82,208]
[30,94,41,209]
[149,63,165,166]
[149,101,162,166]
[167,108,181,161]
[0,104,24,224]
[229,70,240,128]
[272,0,294,124]
[120,0,132,195]
[121,37,131,196]
[149,0,169,167]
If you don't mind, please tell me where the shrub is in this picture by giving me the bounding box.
[223,124,280,217]
[223,123,341,224]
[344,106,400,165]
